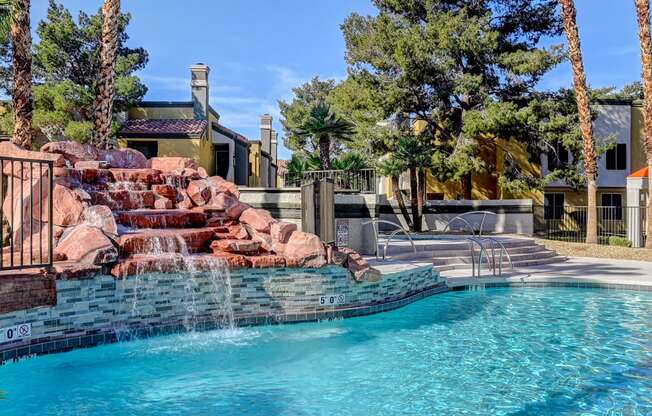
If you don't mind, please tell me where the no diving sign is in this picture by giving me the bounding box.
[0,323,31,343]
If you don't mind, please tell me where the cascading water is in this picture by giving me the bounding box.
[121,232,235,340]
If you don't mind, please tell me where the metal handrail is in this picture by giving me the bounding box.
[442,211,497,237]
[362,219,417,260]
[479,237,513,276]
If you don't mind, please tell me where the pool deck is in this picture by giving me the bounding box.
[370,256,652,291]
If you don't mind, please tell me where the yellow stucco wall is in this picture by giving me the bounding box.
[118,137,215,176]
[631,105,647,172]
[127,106,194,120]
[249,142,262,186]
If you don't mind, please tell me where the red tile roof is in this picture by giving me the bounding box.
[628,166,649,178]
[120,119,208,138]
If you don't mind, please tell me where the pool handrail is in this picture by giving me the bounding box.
[361,219,417,260]
[479,236,514,276]
[442,211,497,237]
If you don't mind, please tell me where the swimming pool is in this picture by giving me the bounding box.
[1,287,650,415]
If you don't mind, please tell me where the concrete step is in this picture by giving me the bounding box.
[430,250,558,266]
[433,255,568,273]
[389,243,549,260]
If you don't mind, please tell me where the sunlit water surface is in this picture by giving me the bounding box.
[1,288,651,415]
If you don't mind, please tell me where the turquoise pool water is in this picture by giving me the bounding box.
[1,287,651,415]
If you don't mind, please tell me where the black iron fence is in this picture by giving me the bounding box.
[534,205,646,246]
[0,156,54,270]
[283,169,376,193]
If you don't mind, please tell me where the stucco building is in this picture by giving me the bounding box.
[118,64,278,188]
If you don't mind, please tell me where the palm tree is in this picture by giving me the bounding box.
[634,0,652,248]
[1,0,32,149]
[376,156,413,230]
[560,0,599,244]
[395,135,431,232]
[294,102,355,170]
[92,0,121,149]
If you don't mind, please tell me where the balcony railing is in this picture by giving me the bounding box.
[1,156,54,271]
[283,169,376,193]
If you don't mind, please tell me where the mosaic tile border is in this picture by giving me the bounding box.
[0,282,448,364]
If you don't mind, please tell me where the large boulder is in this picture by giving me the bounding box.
[210,239,262,255]
[39,141,94,166]
[149,157,198,172]
[209,192,238,211]
[225,201,249,220]
[239,208,276,233]
[206,176,240,198]
[284,231,326,268]
[81,205,118,237]
[52,184,86,227]
[187,179,212,206]
[98,148,147,169]
[54,224,118,265]
[271,222,297,244]
[176,189,194,209]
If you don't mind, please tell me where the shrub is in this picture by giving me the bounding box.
[608,236,632,248]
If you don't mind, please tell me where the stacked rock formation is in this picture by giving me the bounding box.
[1,141,378,281]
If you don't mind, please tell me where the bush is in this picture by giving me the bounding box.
[608,236,632,248]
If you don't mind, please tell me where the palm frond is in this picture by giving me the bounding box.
[0,0,12,41]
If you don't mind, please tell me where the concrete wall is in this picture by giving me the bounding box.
[0,265,440,363]
[378,198,535,235]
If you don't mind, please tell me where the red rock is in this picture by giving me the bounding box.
[239,208,276,233]
[149,157,198,172]
[284,231,326,268]
[206,175,240,198]
[116,209,207,229]
[210,239,262,254]
[151,184,177,200]
[75,160,110,169]
[110,254,185,278]
[210,251,251,269]
[271,222,297,244]
[118,227,218,255]
[89,190,156,210]
[246,254,286,268]
[109,168,162,184]
[53,262,102,280]
[336,247,372,280]
[242,225,273,252]
[225,201,249,220]
[197,167,208,178]
[99,148,147,169]
[180,167,201,180]
[39,141,93,166]
[81,205,118,236]
[54,224,118,265]
[54,168,111,184]
[154,196,174,209]
[52,184,85,227]
[176,189,194,209]
[187,179,212,206]
[228,224,249,240]
[209,192,238,210]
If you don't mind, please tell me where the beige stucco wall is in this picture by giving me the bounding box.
[127,106,194,120]
[631,105,647,173]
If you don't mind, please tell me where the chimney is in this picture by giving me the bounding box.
[190,64,210,120]
[271,131,278,164]
[260,114,272,154]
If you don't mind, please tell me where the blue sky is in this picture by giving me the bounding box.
[30,0,645,160]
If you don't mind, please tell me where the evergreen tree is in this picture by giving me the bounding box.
[337,0,565,199]
[0,0,148,144]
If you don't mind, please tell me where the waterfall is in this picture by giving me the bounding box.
[125,233,235,338]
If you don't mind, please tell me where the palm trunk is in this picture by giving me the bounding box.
[460,173,472,199]
[318,137,332,170]
[560,0,598,244]
[11,0,32,149]
[409,167,421,232]
[634,0,652,248]
[417,167,426,218]
[92,0,121,149]
[391,176,413,229]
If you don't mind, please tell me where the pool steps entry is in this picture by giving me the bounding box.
[365,212,566,278]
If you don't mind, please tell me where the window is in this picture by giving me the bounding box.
[547,142,569,171]
[544,193,564,220]
[601,193,623,220]
[605,143,626,170]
